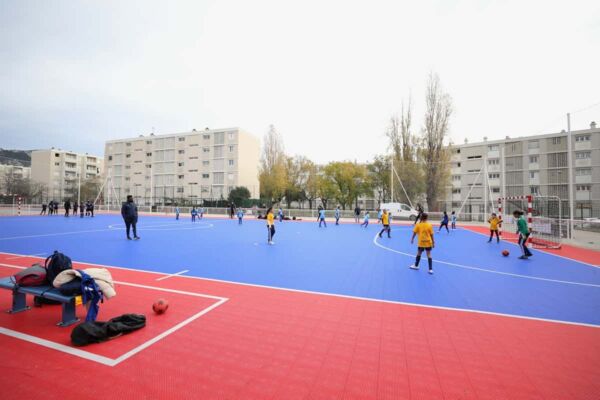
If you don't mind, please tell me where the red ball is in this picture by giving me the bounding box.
[502,250,509,257]
[152,298,169,314]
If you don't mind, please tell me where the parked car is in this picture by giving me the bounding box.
[379,202,419,221]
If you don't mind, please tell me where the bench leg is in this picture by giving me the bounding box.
[57,299,79,327]
[8,291,30,314]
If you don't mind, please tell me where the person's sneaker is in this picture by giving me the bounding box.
[518,255,528,259]
[487,239,491,243]
[127,237,132,240]
[409,265,419,270]
[134,236,140,240]
[428,269,434,274]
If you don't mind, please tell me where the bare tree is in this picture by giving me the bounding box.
[422,72,452,211]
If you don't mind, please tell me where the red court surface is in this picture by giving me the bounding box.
[1,254,599,400]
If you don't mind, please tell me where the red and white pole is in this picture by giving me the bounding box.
[498,197,503,237]
[17,196,21,216]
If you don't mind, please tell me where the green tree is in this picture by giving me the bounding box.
[322,162,367,210]
[316,174,338,210]
[303,161,319,209]
[228,186,251,206]
[258,125,287,205]
[283,155,308,208]
[367,155,391,203]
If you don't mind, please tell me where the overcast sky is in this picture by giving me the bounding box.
[1,0,599,164]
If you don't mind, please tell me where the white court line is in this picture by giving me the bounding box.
[0,254,598,329]
[6,253,46,260]
[0,268,228,366]
[372,233,600,288]
[155,270,190,281]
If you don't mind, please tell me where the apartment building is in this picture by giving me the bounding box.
[103,128,260,205]
[0,164,31,195]
[31,149,104,200]
[442,122,600,219]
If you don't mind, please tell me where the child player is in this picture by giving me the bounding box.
[175,205,180,220]
[237,208,244,225]
[378,209,391,238]
[266,207,275,244]
[513,210,533,259]
[439,211,449,233]
[361,210,370,228]
[377,208,383,224]
[318,207,327,227]
[487,212,501,243]
[410,213,435,274]
[451,211,457,230]
[191,207,198,222]
[335,206,341,225]
[278,207,284,222]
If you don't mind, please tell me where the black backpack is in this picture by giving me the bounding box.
[44,251,72,285]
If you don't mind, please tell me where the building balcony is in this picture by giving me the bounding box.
[529,178,540,185]
[528,163,539,170]
[487,165,500,172]
[528,148,539,155]
[575,141,591,151]
[575,175,592,184]
[575,159,591,167]
[487,150,499,158]
[488,179,500,186]
[576,192,591,201]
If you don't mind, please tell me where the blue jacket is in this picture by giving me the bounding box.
[319,210,326,219]
[79,270,104,322]
[121,201,138,222]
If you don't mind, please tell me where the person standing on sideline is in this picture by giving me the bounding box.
[487,213,501,243]
[361,211,370,228]
[73,201,78,217]
[317,205,323,222]
[378,209,391,238]
[513,210,533,259]
[377,209,383,224]
[318,207,327,228]
[79,202,84,218]
[335,206,341,225]
[121,195,140,240]
[266,207,275,245]
[40,203,47,215]
[64,200,71,217]
[191,207,198,222]
[175,205,180,220]
[439,211,449,233]
[90,201,95,217]
[199,206,204,219]
[237,208,244,225]
[451,211,457,230]
[354,205,361,223]
[410,213,435,274]
[229,203,235,219]
[414,204,424,225]
[278,207,284,223]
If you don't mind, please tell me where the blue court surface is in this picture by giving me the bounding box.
[0,214,599,326]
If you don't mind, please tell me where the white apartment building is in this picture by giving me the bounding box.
[103,128,260,205]
[31,149,104,200]
[442,122,600,219]
[0,164,31,195]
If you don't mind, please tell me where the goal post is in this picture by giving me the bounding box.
[498,195,563,249]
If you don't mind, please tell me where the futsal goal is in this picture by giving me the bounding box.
[498,195,563,249]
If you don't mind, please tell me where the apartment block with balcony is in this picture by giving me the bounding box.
[103,128,260,205]
[31,149,104,201]
[442,122,600,219]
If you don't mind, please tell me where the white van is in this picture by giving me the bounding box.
[379,202,419,221]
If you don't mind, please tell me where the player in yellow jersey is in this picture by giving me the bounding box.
[487,212,501,243]
[378,209,391,238]
[266,207,276,245]
[410,213,435,274]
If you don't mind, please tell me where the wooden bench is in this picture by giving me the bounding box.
[0,277,79,327]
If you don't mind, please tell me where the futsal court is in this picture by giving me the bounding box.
[0,213,598,399]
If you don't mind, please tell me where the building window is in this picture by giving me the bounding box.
[529,155,538,163]
[203,134,210,140]
[178,162,184,167]
[126,154,131,158]
[203,147,210,153]
[228,173,234,181]
[54,162,60,166]
[125,166,131,169]
[552,137,562,145]
[126,142,131,147]
[457,162,461,167]
[576,168,592,176]
[214,132,225,144]
[528,140,539,149]
[188,169,198,172]
[228,132,235,140]
[530,186,539,195]
[529,171,538,179]
[488,173,500,179]
[488,159,499,165]
[178,175,184,179]
[177,187,184,193]
[576,185,591,191]
[229,145,235,152]
[467,155,482,159]
[492,187,500,193]
[202,173,209,179]
[488,145,499,151]
[228,159,234,166]
[452,189,461,194]
[202,161,209,166]
[146,164,152,169]
[146,140,152,144]
[575,135,590,142]
[178,150,185,154]
[452,175,460,181]
[178,137,185,142]
[575,152,591,159]
[108,156,113,161]
[146,152,152,157]
[189,156,198,160]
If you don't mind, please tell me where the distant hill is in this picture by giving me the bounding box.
[0,149,32,167]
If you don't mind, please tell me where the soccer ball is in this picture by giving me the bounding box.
[502,250,509,257]
[152,298,169,314]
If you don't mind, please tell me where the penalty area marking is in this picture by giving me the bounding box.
[372,233,600,288]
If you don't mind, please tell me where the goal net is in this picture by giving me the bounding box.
[498,195,563,249]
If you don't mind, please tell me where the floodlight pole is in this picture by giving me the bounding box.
[567,112,574,239]
[77,169,81,206]
[390,156,394,203]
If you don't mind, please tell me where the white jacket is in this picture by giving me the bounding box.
[53,268,117,299]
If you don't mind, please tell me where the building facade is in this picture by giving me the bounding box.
[441,122,600,219]
[103,128,260,206]
[0,164,31,195]
[31,149,104,201]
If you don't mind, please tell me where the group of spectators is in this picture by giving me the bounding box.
[40,200,95,217]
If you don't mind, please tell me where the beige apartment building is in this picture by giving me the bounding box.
[0,164,31,195]
[103,128,260,206]
[31,149,104,201]
[441,122,600,220]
